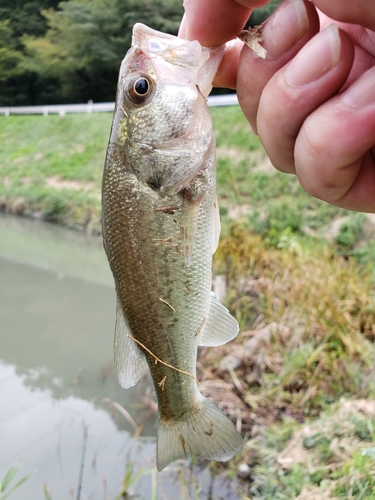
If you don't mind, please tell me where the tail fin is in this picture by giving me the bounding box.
[156,396,243,471]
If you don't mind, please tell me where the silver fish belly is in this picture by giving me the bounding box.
[102,23,243,471]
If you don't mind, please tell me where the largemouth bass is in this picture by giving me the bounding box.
[102,23,243,471]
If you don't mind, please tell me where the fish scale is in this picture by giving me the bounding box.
[102,23,243,470]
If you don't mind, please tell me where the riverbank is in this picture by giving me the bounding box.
[0,113,107,233]
[2,110,375,498]
[0,108,354,237]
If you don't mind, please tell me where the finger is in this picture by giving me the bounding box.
[256,25,355,173]
[295,67,375,212]
[317,13,375,87]
[311,0,375,31]
[179,0,269,47]
[214,39,244,89]
[236,0,320,127]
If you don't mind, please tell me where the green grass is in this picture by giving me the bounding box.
[0,114,111,182]
[0,113,110,231]
[0,466,35,499]
[2,108,375,496]
[241,401,375,499]
[211,105,262,152]
[211,106,351,240]
[0,108,361,247]
[212,226,375,405]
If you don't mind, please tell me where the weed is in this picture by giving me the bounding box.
[3,110,375,496]
[213,221,375,411]
[43,193,68,223]
[116,462,156,500]
[0,466,34,500]
[335,212,368,255]
[243,400,375,498]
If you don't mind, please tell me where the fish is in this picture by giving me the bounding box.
[101,23,243,471]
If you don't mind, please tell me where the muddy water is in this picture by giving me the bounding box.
[0,214,240,500]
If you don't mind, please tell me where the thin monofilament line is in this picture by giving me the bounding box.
[127,334,199,384]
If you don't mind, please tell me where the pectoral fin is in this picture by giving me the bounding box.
[114,298,147,388]
[199,292,239,346]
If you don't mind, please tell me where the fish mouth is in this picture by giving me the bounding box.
[132,23,207,69]
[127,23,224,97]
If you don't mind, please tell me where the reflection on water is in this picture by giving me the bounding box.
[0,214,241,499]
[0,362,157,499]
[0,256,156,430]
[0,212,112,286]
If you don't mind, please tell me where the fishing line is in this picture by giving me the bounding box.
[127,334,199,384]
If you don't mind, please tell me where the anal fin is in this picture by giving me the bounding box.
[199,292,239,346]
[114,298,147,389]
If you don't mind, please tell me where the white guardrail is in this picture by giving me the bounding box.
[0,94,238,116]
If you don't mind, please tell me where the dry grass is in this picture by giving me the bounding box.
[244,399,375,498]
[199,222,375,435]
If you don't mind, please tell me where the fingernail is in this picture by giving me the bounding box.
[262,0,309,58]
[178,14,188,39]
[286,24,341,87]
[342,67,375,108]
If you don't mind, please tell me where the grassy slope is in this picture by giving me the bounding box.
[0,113,111,232]
[0,109,347,232]
[0,108,370,245]
[1,109,375,498]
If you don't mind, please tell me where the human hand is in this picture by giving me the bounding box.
[180,0,375,212]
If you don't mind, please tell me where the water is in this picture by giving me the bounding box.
[0,214,241,499]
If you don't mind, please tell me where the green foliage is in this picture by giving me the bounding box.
[0,21,23,81]
[335,212,367,253]
[21,0,128,102]
[0,0,62,105]
[1,99,375,498]
[331,452,375,498]
[122,0,183,35]
[116,461,146,499]
[211,106,354,249]
[249,0,282,27]
[212,105,262,151]
[0,114,107,232]
[43,192,69,222]
[245,402,375,499]
[0,113,111,181]
[0,0,60,40]
[214,220,375,411]
[0,0,184,104]
[0,466,34,500]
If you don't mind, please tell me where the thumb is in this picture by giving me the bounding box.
[179,0,269,47]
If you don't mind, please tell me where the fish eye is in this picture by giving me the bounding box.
[134,78,149,95]
[126,74,154,105]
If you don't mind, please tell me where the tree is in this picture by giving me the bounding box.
[0,20,23,82]
[248,0,282,27]
[0,0,60,42]
[0,0,197,104]
[19,0,183,103]
[20,0,128,102]
[0,0,62,105]
[121,0,183,36]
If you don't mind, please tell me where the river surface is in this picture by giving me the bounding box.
[0,214,240,500]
